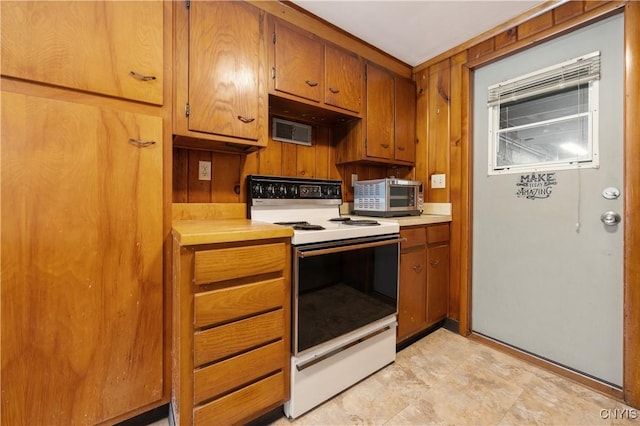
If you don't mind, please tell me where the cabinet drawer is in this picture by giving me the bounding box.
[194,277,285,328]
[427,224,450,244]
[194,309,284,367]
[400,227,426,250]
[193,340,285,404]
[193,371,285,426]
[194,243,286,285]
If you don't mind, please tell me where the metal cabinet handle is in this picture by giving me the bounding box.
[305,79,318,87]
[329,87,340,94]
[128,137,156,147]
[237,115,256,123]
[430,259,440,266]
[397,146,406,151]
[412,264,423,273]
[381,143,390,149]
[129,70,156,81]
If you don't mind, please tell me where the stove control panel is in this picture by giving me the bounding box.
[247,175,342,202]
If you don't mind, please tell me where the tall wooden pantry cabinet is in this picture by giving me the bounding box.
[0,1,172,424]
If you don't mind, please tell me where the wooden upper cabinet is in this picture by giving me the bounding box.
[273,20,323,103]
[325,45,362,113]
[181,1,266,148]
[395,76,417,163]
[0,1,163,105]
[269,18,363,118]
[336,62,416,166]
[365,63,395,160]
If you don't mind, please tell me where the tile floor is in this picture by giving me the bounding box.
[156,328,639,425]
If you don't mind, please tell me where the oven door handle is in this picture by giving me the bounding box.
[296,237,405,258]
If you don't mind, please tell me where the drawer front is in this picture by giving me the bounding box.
[194,277,286,328]
[194,243,286,285]
[400,227,426,250]
[427,224,450,245]
[193,371,285,426]
[193,340,285,404]
[194,309,284,367]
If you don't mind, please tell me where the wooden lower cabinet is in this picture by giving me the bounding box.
[172,237,291,426]
[397,224,450,343]
[1,87,165,425]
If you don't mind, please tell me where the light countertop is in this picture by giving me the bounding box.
[172,218,294,246]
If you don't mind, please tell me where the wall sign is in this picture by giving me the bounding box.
[516,173,557,199]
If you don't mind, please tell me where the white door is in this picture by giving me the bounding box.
[472,14,623,386]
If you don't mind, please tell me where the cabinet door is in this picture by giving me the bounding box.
[189,1,263,141]
[365,63,395,160]
[0,1,163,105]
[395,76,417,163]
[426,244,450,325]
[325,45,362,113]
[274,21,323,102]
[1,91,163,425]
[398,248,427,341]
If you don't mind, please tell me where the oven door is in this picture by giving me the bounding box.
[292,234,401,356]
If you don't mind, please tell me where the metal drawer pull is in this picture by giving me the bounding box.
[237,115,256,123]
[430,259,440,266]
[397,146,406,151]
[305,79,318,87]
[381,143,390,149]
[128,137,156,147]
[329,87,340,94]
[412,264,423,273]
[129,70,156,81]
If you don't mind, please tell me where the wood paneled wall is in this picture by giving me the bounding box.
[173,120,413,203]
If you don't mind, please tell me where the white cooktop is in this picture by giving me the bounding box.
[250,205,399,245]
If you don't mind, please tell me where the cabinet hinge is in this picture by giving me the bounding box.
[185,0,190,9]
[271,67,276,80]
[272,31,276,44]
[185,103,190,117]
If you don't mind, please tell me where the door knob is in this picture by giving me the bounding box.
[600,211,621,226]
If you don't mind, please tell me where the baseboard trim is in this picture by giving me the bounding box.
[396,319,446,352]
[469,333,624,401]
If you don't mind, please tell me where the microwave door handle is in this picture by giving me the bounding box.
[296,237,405,258]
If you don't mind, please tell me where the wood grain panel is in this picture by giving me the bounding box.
[325,44,363,113]
[211,152,242,203]
[364,63,395,160]
[427,244,449,324]
[554,1,584,24]
[395,76,417,163]
[427,59,451,203]
[173,148,189,203]
[297,143,317,178]
[193,243,285,285]
[259,139,283,176]
[494,28,518,50]
[193,310,284,366]
[0,1,163,104]
[194,278,285,328]
[398,247,427,341]
[193,372,285,426]
[282,142,298,176]
[517,10,554,39]
[467,38,494,61]
[448,51,466,322]
[624,0,640,409]
[414,69,429,187]
[314,127,332,178]
[193,340,285,404]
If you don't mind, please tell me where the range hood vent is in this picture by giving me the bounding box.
[272,118,312,146]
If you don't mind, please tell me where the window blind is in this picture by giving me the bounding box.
[487,51,600,106]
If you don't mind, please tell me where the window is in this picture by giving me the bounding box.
[487,52,600,175]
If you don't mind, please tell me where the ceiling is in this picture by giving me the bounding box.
[290,1,546,67]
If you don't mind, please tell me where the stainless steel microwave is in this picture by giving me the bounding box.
[353,178,423,217]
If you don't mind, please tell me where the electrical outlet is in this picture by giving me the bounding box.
[351,173,358,187]
[431,174,446,189]
[198,161,212,181]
